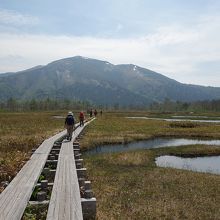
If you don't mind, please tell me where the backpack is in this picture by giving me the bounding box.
[66,115,75,125]
[79,112,84,119]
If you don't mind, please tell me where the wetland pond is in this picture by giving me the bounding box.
[126,117,220,123]
[156,155,220,175]
[84,138,220,175]
[84,138,220,155]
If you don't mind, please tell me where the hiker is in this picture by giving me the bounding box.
[89,109,93,117]
[94,109,97,117]
[65,111,75,140]
[79,111,85,127]
[100,110,102,116]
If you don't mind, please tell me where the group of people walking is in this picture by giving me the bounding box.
[89,109,102,117]
[64,109,102,141]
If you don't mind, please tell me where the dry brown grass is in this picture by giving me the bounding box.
[1,111,220,219]
[81,112,220,219]
[81,112,220,150]
[84,149,220,219]
[0,111,65,190]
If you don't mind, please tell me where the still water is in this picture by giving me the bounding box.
[84,138,220,174]
[156,155,220,175]
[84,138,220,155]
[126,117,220,123]
[172,116,220,119]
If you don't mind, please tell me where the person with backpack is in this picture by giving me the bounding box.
[65,111,75,141]
[89,109,93,117]
[79,111,85,127]
[94,109,97,117]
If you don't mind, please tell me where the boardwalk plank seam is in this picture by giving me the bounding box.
[47,119,95,220]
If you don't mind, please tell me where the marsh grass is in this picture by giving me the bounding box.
[81,112,220,150]
[22,204,48,220]
[81,112,220,219]
[0,111,66,190]
[156,144,220,158]
[169,121,200,128]
[84,146,220,219]
[148,111,220,120]
[1,111,220,219]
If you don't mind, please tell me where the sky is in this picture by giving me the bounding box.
[0,0,219,87]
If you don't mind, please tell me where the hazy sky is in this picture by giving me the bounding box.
[0,0,220,86]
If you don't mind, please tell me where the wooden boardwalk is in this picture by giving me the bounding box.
[46,130,84,219]
[0,129,66,220]
[47,119,95,220]
[0,119,95,220]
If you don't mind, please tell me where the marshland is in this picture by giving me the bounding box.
[0,111,220,219]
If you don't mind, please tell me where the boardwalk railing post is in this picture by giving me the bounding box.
[37,191,47,202]
[81,198,96,220]
[41,180,48,190]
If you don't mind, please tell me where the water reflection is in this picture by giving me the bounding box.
[172,116,220,119]
[126,117,220,123]
[156,155,220,175]
[84,138,220,155]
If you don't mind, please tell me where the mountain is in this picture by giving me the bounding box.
[0,56,219,106]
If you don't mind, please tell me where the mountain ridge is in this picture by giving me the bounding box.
[0,56,219,106]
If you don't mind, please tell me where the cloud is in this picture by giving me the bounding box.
[116,23,123,32]
[0,9,39,26]
[141,26,199,46]
[0,14,219,86]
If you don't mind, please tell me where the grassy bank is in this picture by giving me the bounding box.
[81,112,220,150]
[81,112,220,219]
[84,145,220,219]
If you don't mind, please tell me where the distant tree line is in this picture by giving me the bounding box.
[0,98,93,112]
[1,97,220,112]
[149,99,220,112]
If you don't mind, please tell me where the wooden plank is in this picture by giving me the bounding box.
[46,129,83,220]
[0,129,67,220]
[47,120,95,220]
